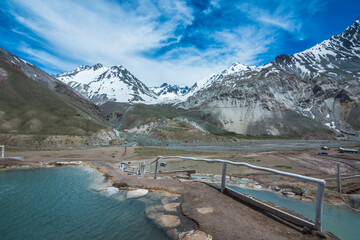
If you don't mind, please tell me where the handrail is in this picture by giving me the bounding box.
[158,156,325,184]
[152,155,326,231]
[324,175,360,180]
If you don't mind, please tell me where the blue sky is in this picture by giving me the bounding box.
[0,0,359,86]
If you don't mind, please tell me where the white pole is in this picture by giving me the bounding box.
[315,183,325,231]
[1,145,4,158]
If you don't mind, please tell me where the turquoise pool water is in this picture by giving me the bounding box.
[228,185,360,240]
[0,166,169,240]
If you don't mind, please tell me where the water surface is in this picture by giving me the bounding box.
[0,166,169,240]
[228,185,360,240]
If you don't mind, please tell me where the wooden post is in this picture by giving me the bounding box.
[337,163,341,193]
[1,145,4,158]
[314,183,325,231]
[221,163,227,193]
[229,174,232,181]
[154,158,159,179]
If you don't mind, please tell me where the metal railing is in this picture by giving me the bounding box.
[0,145,24,161]
[324,163,360,193]
[151,155,326,231]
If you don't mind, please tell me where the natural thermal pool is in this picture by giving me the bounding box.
[0,166,169,240]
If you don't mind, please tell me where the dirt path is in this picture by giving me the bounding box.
[91,162,336,240]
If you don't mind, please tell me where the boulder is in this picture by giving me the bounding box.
[126,189,149,199]
[181,230,213,240]
[155,215,181,228]
[348,194,360,210]
[164,203,180,212]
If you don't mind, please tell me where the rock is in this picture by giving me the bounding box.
[281,191,296,197]
[181,230,213,240]
[167,228,180,240]
[103,186,119,196]
[302,226,312,234]
[161,196,179,205]
[348,194,360,210]
[196,207,213,214]
[246,183,262,189]
[164,203,180,212]
[145,205,167,221]
[269,186,280,191]
[126,189,149,199]
[155,215,181,228]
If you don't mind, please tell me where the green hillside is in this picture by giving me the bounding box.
[0,61,107,136]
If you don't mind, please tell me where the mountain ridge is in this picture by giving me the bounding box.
[183,17,360,136]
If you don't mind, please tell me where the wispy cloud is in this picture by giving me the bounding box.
[0,0,334,86]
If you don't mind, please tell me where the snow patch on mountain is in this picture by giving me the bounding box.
[57,64,157,105]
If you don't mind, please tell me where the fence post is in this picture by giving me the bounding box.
[140,161,145,178]
[315,182,325,231]
[154,158,159,179]
[1,145,4,158]
[337,163,341,193]
[221,163,227,193]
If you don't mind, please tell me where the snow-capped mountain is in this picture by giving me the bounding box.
[57,64,157,105]
[184,17,360,136]
[150,83,191,101]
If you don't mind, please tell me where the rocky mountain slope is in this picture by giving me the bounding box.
[57,64,158,105]
[0,47,121,148]
[183,17,360,137]
[150,83,191,102]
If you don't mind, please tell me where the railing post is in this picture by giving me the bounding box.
[315,182,325,231]
[154,158,159,180]
[337,163,341,193]
[221,163,227,193]
[140,161,145,178]
[1,145,4,158]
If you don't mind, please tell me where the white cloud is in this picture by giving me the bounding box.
[238,3,301,33]
[7,0,205,85]
[5,0,298,86]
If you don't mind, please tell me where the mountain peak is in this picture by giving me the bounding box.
[221,62,254,75]
[57,63,157,104]
[92,63,103,70]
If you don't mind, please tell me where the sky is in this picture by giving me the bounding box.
[0,0,359,86]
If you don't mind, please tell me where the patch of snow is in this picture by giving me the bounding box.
[325,121,340,132]
[302,106,315,119]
